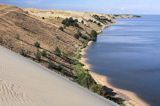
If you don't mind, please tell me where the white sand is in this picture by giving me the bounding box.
[0,46,118,106]
[80,44,149,106]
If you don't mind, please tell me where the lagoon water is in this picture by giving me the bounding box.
[86,15,160,106]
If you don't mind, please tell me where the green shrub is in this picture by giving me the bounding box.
[20,49,28,57]
[41,50,47,57]
[54,47,61,57]
[74,30,82,39]
[90,30,98,41]
[97,23,102,26]
[56,65,63,72]
[34,42,40,48]
[75,71,95,88]
[93,15,108,24]
[62,17,79,27]
[81,34,89,40]
[90,84,102,94]
[88,19,93,22]
[48,61,56,69]
[48,61,63,72]
[34,49,42,61]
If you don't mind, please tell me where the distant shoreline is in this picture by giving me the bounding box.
[79,21,149,106]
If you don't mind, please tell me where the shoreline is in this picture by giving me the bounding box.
[79,28,149,106]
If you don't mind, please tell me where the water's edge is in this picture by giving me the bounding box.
[80,22,149,106]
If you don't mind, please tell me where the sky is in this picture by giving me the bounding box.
[0,0,160,14]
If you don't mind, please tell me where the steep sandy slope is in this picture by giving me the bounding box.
[0,45,118,106]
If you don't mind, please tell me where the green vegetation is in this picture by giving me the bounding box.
[62,17,79,27]
[73,62,102,94]
[48,61,63,72]
[34,42,40,48]
[88,19,93,22]
[54,47,61,57]
[34,49,42,61]
[74,30,82,39]
[71,47,124,105]
[74,30,89,41]
[48,61,56,69]
[90,84,102,94]
[97,23,102,26]
[20,48,28,57]
[90,30,98,41]
[41,50,47,57]
[93,15,108,24]
[71,48,102,94]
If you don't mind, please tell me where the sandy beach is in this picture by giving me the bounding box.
[0,46,118,106]
[80,42,149,106]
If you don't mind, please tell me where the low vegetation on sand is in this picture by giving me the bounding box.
[72,49,124,105]
[62,17,79,27]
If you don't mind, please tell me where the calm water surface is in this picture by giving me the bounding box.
[86,15,160,106]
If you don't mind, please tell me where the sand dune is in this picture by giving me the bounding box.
[0,46,118,106]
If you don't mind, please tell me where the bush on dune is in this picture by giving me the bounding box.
[62,17,79,27]
[54,47,62,57]
[34,41,40,48]
[90,30,98,41]
[34,49,42,61]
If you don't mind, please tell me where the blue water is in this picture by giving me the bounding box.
[86,15,160,106]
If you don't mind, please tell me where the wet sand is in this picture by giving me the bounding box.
[80,42,149,106]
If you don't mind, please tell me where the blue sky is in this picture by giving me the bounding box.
[0,0,160,14]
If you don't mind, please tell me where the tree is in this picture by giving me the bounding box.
[54,47,61,57]
[90,30,98,41]
[62,17,79,27]
[34,42,40,48]
[74,30,82,39]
